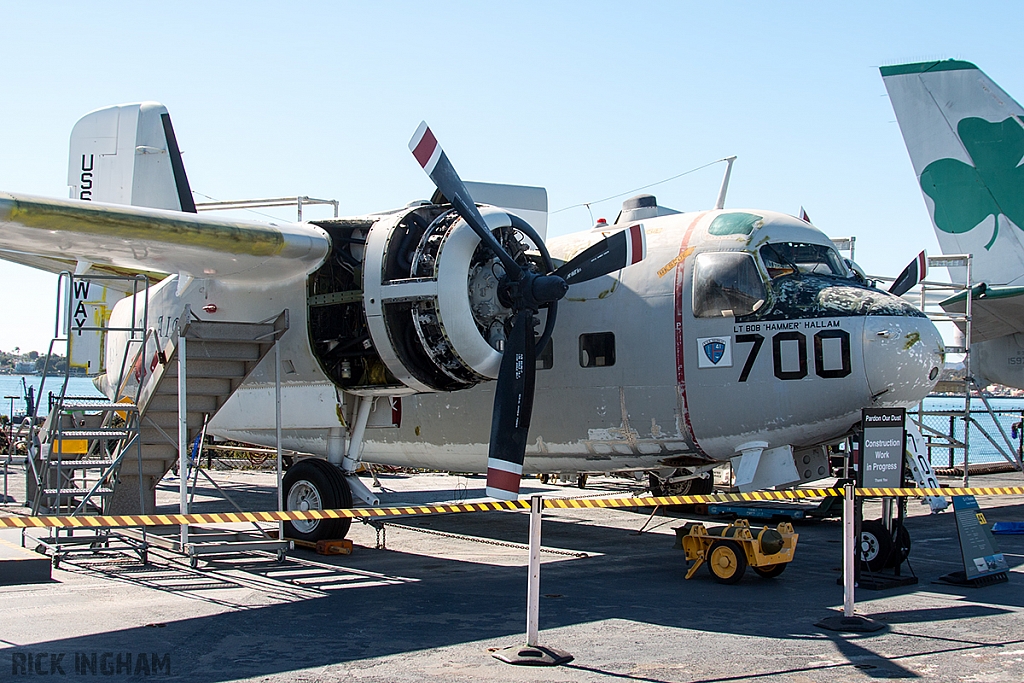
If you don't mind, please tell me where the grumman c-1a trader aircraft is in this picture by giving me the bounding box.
[0,104,944,541]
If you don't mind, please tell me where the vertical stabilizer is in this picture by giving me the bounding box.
[68,102,196,212]
[881,60,1024,286]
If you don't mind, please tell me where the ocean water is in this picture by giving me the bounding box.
[0,374,1017,466]
[913,396,1024,467]
[0,374,103,418]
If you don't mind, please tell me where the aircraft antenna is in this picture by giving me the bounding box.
[714,156,737,210]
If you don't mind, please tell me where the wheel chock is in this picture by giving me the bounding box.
[286,537,353,555]
[315,539,353,555]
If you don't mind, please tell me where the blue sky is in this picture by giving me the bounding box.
[0,2,1020,351]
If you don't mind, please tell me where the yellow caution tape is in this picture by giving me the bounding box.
[0,500,530,529]
[550,488,841,509]
[3,486,1021,529]
[855,486,1024,497]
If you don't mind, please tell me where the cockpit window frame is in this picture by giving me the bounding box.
[758,242,849,280]
[692,250,769,319]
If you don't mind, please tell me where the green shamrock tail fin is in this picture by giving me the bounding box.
[882,60,1024,287]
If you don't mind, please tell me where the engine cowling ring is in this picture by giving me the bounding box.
[361,204,543,394]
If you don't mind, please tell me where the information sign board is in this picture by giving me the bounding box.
[952,495,1008,580]
[860,408,905,488]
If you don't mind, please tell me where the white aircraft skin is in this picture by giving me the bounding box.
[93,205,942,474]
[882,60,1024,389]
[0,102,944,525]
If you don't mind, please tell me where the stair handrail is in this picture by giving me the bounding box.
[31,272,150,515]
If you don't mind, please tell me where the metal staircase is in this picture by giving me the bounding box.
[112,306,289,514]
[29,396,140,515]
[25,272,290,567]
[25,272,150,565]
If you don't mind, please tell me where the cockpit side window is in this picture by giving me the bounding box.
[759,243,847,279]
[692,252,767,318]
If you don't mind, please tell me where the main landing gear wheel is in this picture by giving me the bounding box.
[859,520,894,572]
[707,540,747,584]
[649,471,714,497]
[283,458,353,542]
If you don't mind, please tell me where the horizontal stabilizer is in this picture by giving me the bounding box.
[940,284,1024,342]
[0,193,330,284]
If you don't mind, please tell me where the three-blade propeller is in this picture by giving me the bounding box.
[409,122,647,499]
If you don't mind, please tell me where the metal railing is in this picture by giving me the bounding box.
[195,195,339,222]
[28,272,150,516]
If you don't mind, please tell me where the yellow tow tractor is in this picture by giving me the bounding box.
[673,519,799,584]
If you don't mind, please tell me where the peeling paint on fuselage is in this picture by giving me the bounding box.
[191,208,941,475]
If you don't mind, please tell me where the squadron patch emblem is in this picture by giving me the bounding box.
[697,337,732,368]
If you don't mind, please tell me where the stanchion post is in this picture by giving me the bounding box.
[491,494,573,666]
[843,482,855,618]
[816,482,885,633]
[526,494,542,647]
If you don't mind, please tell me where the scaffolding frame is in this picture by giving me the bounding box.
[195,195,339,222]
[872,254,1023,483]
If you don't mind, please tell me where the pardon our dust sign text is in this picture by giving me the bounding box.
[861,407,906,488]
[9,651,171,677]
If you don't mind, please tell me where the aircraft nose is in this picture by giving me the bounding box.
[863,314,944,405]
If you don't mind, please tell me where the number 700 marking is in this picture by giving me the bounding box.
[735,330,851,382]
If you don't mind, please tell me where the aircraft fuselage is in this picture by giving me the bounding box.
[105,206,943,479]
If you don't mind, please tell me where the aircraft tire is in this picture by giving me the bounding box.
[649,471,714,497]
[707,540,747,584]
[689,475,714,495]
[752,563,787,578]
[283,458,353,542]
[859,520,894,572]
[883,524,911,569]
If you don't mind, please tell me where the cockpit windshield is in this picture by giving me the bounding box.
[693,251,767,318]
[759,243,847,279]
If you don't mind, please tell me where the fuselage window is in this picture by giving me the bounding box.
[579,333,615,367]
[692,251,767,318]
[759,242,847,279]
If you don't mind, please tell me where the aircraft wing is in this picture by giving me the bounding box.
[940,285,1024,342]
[0,192,331,287]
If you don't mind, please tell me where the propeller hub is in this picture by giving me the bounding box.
[531,274,569,304]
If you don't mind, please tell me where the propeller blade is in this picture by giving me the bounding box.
[552,223,646,285]
[409,122,522,279]
[889,250,928,298]
[486,309,536,500]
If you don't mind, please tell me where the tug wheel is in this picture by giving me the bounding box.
[707,540,747,584]
[752,563,787,578]
[283,458,353,542]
